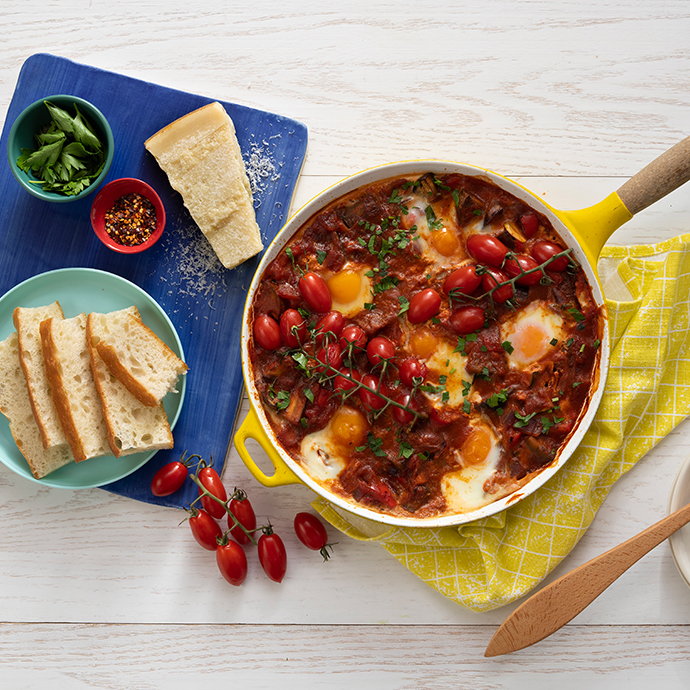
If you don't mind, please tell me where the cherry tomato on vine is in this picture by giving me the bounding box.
[398,357,427,387]
[466,234,509,267]
[448,306,485,335]
[315,342,343,374]
[392,393,418,425]
[443,265,482,296]
[294,512,333,560]
[228,492,257,546]
[151,461,188,497]
[520,212,539,238]
[366,336,395,366]
[359,374,387,411]
[198,466,228,520]
[315,311,345,346]
[339,324,367,351]
[253,314,282,350]
[531,240,570,272]
[481,267,514,304]
[258,527,287,583]
[407,288,441,324]
[504,254,542,286]
[299,271,332,313]
[279,309,307,348]
[333,367,360,393]
[189,508,222,551]
[216,538,248,586]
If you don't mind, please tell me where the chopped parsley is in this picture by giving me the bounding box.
[501,340,514,354]
[316,250,327,265]
[514,411,537,428]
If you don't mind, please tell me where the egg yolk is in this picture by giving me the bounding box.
[512,321,549,363]
[328,270,361,304]
[429,227,459,256]
[331,406,369,448]
[461,426,494,466]
[408,327,438,359]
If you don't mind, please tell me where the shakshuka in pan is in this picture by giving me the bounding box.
[248,172,604,519]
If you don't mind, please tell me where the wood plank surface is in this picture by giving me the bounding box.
[0,0,689,686]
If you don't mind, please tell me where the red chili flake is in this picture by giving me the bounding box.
[104,193,157,246]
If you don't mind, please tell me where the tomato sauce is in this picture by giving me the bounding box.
[249,173,603,519]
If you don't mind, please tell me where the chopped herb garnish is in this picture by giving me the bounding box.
[316,250,327,265]
[594,339,601,349]
[514,411,537,428]
[501,340,514,354]
[398,295,410,316]
[550,338,558,346]
[463,399,471,414]
[304,388,315,404]
[568,307,585,322]
[487,389,508,408]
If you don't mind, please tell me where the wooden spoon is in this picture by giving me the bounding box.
[484,500,690,657]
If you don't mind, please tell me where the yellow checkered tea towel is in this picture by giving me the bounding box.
[314,234,690,612]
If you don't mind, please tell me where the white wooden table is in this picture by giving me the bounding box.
[1,1,689,687]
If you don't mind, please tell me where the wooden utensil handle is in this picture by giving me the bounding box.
[617,135,690,215]
[485,501,690,657]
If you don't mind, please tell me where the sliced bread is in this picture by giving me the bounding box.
[94,313,188,408]
[144,101,263,270]
[13,302,67,449]
[40,313,110,463]
[0,332,73,478]
[86,309,173,457]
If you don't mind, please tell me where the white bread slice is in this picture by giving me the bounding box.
[144,101,263,269]
[13,302,67,449]
[40,314,110,463]
[95,313,188,408]
[86,309,173,457]
[0,332,73,478]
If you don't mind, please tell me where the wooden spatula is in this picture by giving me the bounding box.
[484,501,690,657]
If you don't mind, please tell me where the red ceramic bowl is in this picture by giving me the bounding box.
[91,178,166,253]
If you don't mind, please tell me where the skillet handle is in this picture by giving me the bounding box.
[617,135,690,215]
[234,405,302,487]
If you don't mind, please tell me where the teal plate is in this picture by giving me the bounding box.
[0,268,186,489]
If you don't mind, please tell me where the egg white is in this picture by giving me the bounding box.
[500,300,565,370]
[441,418,503,512]
[299,422,347,483]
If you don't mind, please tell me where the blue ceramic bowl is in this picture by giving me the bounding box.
[6,94,114,203]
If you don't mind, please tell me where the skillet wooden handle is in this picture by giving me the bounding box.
[484,500,690,657]
[617,135,690,215]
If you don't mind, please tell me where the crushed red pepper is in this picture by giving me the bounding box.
[104,192,157,246]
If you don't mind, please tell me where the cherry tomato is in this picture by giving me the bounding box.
[294,512,332,560]
[531,240,570,272]
[279,309,307,348]
[366,336,395,366]
[198,466,228,520]
[359,374,387,411]
[466,234,509,267]
[393,393,418,425]
[315,310,345,346]
[258,527,287,583]
[407,288,442,324]
[253,314,282,350]
[151,461,188,497]
[216,538,248,586]
[299,271,332,313]
[520,212,539,238]
[443,265,482,295]
[448,306,485,335]
[334,367,360,393]
[398,357,427,387]
[228,492,257,546]
[504,254,542,286]
[315,342,343,374]
[339,324,368,351]
[189,509,222,551]
[481,267,514,304]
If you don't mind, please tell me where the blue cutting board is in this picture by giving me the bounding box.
[0,54,308,508]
